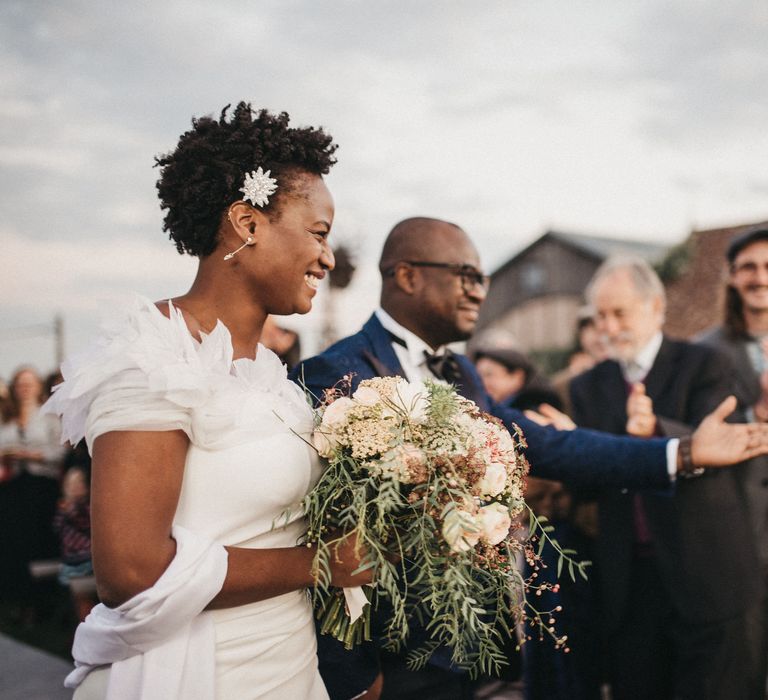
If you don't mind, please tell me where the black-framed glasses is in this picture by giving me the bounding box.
[732,260,768,276]
[387,260,490,294]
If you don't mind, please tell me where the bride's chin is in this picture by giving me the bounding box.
[288,296,313,316]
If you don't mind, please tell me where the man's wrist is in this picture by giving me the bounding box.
[676,434,705,478]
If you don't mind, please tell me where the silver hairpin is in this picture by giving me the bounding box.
[240,167,277,207]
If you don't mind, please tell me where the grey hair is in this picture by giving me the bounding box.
[585,256,666,307]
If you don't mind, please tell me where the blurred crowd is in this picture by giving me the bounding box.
[0,324,303,633]
[3,228,768,700]
[467,227,768,700]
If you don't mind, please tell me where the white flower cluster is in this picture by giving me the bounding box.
[313,377,429,462]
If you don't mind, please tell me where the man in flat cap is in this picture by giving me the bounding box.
[698,225,768,698]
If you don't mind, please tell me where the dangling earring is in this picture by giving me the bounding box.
[223,235,255,261]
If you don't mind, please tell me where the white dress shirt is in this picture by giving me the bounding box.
[620,331,663,384]
[374,308,446,382]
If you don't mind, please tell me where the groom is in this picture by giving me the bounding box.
[292,216,768,699]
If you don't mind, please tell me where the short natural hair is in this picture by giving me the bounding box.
[586,256,666,307]
[155,102,338,257]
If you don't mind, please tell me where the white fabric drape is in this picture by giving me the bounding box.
[66,525,228,700]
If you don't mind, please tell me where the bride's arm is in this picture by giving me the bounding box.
[91,430,369,609]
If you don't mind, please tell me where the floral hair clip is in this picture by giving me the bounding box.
[240,167,278,207]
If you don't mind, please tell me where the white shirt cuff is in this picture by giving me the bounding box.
[666,438,680,481]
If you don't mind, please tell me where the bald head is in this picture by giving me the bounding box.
[378,216,485,348]
[379,217,464,274]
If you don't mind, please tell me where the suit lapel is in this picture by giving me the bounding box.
[362,350,401,378]
[360,315,406,379]
[595,361,629,432]
[453,355,491,411]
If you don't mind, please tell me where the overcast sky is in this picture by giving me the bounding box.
[2,0,767,378]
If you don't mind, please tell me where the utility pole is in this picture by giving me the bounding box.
[53,313,65,367]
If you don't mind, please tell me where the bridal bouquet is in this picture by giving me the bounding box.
[303,375,586,676]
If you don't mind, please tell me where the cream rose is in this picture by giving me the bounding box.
[442,507,481,553]
[477,462,508,497]
[352,385,381,406]
[320,396,355,429]
[312,428,339,458]
[477,502,512,545]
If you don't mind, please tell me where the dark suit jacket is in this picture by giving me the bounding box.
[699,326,768,569]
[570,337,760,632]
[291,315,682,698]
[293,314,673,491]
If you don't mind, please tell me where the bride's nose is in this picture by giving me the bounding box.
[320,242,335,271]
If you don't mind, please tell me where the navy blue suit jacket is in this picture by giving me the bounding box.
[292,314,671,490]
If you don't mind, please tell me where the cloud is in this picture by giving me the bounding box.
[1,226,196,311]
[2,0,768,376]
[624,0,768,146]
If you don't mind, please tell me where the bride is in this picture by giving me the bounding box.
[45,103,371,699]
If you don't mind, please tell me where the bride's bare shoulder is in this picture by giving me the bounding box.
[154,299,172,319]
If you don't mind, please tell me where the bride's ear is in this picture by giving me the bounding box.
[225,201,267,245]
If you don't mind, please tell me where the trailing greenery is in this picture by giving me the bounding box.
[299,377,590,677]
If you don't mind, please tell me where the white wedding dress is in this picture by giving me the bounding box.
[48,296,329,700]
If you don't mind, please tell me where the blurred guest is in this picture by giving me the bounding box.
[0,367,65,560]
[261,315,302,369]
[0,367,64,618]
[697,225,768,697]
[551,311,609,415]
[53,465,95,621]
[475,347,563,412]
[522,477,601,700]
[570,257,761,700]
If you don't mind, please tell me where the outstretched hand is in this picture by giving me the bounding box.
[691,395,768,466]
[524,403,576,431]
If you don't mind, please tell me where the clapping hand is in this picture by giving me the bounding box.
[626,382,657,437]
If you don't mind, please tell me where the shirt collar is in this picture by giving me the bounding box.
[623,331,663,379]
[375,308,444,369]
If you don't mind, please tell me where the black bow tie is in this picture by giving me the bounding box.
[424,349,463,385]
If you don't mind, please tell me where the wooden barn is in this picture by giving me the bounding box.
[474,230,668,356]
